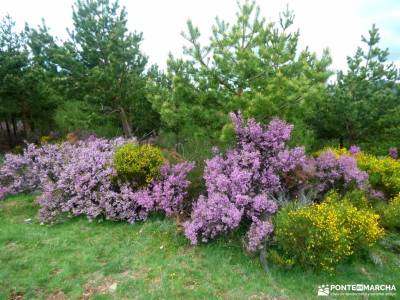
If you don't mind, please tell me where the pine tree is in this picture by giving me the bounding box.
[150,0,331,146]
[56,0,158,137]
[309,25,400,153]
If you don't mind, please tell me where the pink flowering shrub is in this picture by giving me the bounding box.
[0,142,70,199]
[0,137,194,223]
[313,151,369,194]
[184,113,369,253]
[184,113,305,252]
[0,144,42,197]
[349,145,361,155]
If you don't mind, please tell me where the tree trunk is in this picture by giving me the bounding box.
[118,105,132,137]
[5,120,14,148]
[259,249,269,272]
[11,117,17,137]
[21,98,32,138]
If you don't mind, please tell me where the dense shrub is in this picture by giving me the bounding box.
[356,153,400,198]
[184,113,369,254]
[0,137,194,223]
[376,194,400,230]
[0,186,9,200]
[317,147,400,199]
[113,143,164,187]
[274,192,384,272]
[184,113,303,252]
[313,151,368,195]
[339,189,370,209]
[0,143,66,199]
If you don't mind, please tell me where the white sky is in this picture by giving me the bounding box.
[2,0,400,72]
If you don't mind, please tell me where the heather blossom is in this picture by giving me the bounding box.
[184,113,370,253]
[0,137,194,224]
[314,151,369,194]
[184,113,304,252]
[349,145,361,155]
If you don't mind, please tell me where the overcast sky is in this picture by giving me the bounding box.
[2,0,400,71]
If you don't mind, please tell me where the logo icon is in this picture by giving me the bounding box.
[318,285,330,296]
[356,284,364,292]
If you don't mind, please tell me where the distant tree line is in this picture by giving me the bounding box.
[0,0,399,154]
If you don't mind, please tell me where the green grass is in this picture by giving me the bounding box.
[1,195,399,299]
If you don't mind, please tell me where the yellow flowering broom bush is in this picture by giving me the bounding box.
[113,143,164,187]
[356,153,400,198]
[274,191,384,272]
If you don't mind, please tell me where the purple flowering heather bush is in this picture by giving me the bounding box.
[313,151,369,194]
[184,113,369,253]
[0,143,65,199]
[38,138,194,223]
[0,137,194,224]
[184,113,306,252]
[0,145,40,198]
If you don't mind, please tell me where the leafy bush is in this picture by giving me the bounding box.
[274,192,384,272]
[314,146,349,158]
[113,143,164,187]
[376,194,400,230]
[339,189,370,209]
[356,153,400,198]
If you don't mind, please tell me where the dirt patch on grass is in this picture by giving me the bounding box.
[4,241,19,251]
[9,290,24,300]
[46,290,69,300]
[121,270,144,280]
[81,276,118,299]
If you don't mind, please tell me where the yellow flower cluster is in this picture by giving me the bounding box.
[314,147,348,158]
[40,135,51,145]
[356,153,400,197]
[113,143,164,187]
[275,193,384,272]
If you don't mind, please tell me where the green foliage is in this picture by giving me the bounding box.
[149,0,331,147]
[340,189,370,209]
[54,100,122,137]
[113,143,164,187]
[48,0,159,137]
[274,193,384,272]
[375,194,400,230]
[356,152,400,198]
[0,16,58,142]
[1,195,399,299]
[309,25,400,153]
